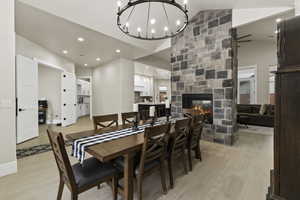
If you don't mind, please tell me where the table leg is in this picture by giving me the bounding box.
[124,152,134,200]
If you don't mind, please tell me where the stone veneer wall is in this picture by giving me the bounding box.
[170,9,238,145]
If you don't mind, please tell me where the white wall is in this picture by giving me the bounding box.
[38,65,61,122]
[238,40,277,104]
[0,0,17,176]
[92,59,134,116]
[75,65,93,77]
[16,35,75,73]
[296,0,300,16]
[232,7,293,27]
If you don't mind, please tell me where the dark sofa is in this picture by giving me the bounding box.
[237,104,275,127]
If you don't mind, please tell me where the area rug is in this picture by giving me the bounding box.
[17,140,72,159]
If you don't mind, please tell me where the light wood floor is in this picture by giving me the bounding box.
[1,127,273,200]
[17,116,93,149]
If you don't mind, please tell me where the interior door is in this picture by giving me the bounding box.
[61,72,77,127]
[16,55,38,144]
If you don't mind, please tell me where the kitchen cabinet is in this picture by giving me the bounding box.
[134,75,153,97]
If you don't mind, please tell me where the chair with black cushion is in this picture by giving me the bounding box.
[187,115,204,171]
[136,123,171,200]
[167,118,191,189]
[47,129,119,200]
[113,124,171,200]
[93,114,119,130]
[121,112,139,126]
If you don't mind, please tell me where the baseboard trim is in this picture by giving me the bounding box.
[0,160,17,177]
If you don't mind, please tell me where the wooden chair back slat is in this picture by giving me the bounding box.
[189,115,204,147]
[121,112,138,125]
[93,114,119,130]
[139,124,171,172]
[47,129,76,190]
[170,118,191,153]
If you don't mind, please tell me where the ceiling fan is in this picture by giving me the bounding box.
[237,34,253,47]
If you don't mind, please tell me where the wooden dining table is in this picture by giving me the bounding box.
[66,124,147,200]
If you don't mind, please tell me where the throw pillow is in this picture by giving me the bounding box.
[259,104,267,115]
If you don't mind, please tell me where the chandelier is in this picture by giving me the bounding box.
[117,0,189,40]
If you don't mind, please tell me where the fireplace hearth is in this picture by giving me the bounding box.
[182,94,213,124]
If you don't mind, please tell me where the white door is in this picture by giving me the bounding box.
[16,55,38,144]
[61,72,77,127]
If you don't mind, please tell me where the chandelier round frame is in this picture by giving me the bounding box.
[117,0,189,40]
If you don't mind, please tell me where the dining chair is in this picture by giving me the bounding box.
[187,115,204,171]
[167,118,191,189]
[136,123,171,200]
[121,112,139,126]
[47,129,119,200]
[93,114,119,130]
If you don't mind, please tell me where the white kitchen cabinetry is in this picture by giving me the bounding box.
[134,75,153,96]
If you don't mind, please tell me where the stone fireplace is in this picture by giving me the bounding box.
[171,9,238,145]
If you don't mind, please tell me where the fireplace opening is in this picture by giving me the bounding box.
[182,94,213,124]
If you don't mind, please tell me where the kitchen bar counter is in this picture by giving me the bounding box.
[137,103,170,120]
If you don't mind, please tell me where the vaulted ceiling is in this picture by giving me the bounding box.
[16,0,295,68]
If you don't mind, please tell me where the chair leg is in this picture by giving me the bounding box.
[181,148,188,175]
[194,145,202,161]
[71,193,78,200]
[159,159,167,194]
[137,175,143,200]
[167,156,174,189]
[97,184,101,189]
[112,176,118,200]
[57,178,64,200]
[187,147,193,171]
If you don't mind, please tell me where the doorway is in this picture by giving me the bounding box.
[16,55,79,151]
[238,66,257,104]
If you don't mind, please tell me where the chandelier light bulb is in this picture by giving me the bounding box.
[117,0,122,7]
[137,27,142,33]
[183,0,188,4]
[176,20,181,26]
[150,18,156,25]
[151,29,156,34]
[125,22,130,27]
[164,26,169,32]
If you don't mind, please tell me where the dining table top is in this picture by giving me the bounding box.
[66,124,146,162]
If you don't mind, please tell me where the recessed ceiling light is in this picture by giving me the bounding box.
[276,18,282,23]
[150,18,156,25]
[77,37,85,42]
[62,50,68,54]
[96,58,101,61]
[116,49,121,53]
[84,64,88,67]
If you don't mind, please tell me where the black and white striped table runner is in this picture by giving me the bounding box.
[72,122,161,164]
